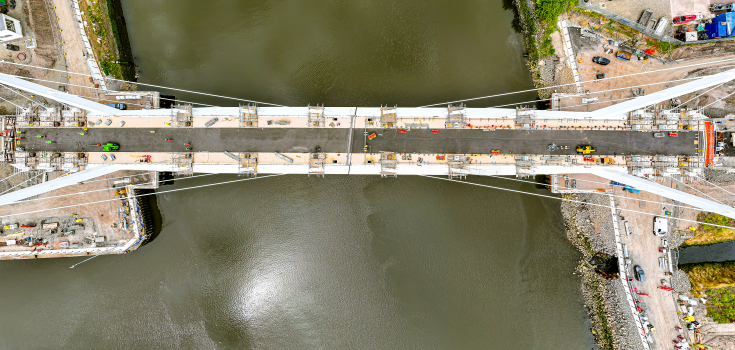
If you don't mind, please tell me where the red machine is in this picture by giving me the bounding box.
[430,130,440,134]
[397,129,407,133]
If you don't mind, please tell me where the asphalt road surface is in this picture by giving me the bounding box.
[18,128,699,156]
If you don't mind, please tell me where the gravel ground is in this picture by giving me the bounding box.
[672,270,692,293]
[562,193,646,350]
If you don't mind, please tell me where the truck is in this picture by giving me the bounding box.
[654,217,668,236]
[102,143,119,152]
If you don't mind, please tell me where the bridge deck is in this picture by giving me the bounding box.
[18,128,699,156]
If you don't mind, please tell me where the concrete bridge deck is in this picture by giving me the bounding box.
[19,128,699,156]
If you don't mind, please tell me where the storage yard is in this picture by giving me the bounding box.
[0,170,156,259]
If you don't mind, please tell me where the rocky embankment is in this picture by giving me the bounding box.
[561,193,644,350]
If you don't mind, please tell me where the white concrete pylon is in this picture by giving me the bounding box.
[592,67,735,119]
[0,72,121,115]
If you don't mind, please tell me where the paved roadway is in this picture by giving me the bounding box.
[18,128,699,156]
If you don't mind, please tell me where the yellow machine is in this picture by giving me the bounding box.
[576,145,596,154]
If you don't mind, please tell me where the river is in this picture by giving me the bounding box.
[0,1,597,349]
[679,240,735,264]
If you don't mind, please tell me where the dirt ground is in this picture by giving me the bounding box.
[0,0,98,112]
[550,12,735,114]
[618,176,735,349]
[613,184,686,349]
[602,0,671,25]
[0,170,152,257]
[671,0,721,18]
[50,0,98,98]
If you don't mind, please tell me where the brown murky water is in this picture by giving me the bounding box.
[0,1,596,349]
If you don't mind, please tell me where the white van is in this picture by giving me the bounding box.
[654,217,668,236]
[624,221,632,236]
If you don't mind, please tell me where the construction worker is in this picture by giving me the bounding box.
[150,130,156,134]
[36,135,44,138]
[47,141,55,144]
[165,138,172,142]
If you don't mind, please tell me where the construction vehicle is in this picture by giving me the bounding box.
[102,143,119,151]
[368,132,377,140]
[576,145,596,154]
[114,188,128,196]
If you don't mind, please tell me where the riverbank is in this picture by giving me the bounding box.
[561,193,645,350]
[79,0,136,82]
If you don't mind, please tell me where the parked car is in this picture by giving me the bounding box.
[673,15,698,24]
[592,56,610,65]
[105,103,127,110]
[654,132,665,138]
[634,265,646,282]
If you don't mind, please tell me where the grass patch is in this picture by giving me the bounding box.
[81,0,136,81]
[587,276,614,350]
[680,262,735,296]
[704,286,735,323]
[683,213,735,246]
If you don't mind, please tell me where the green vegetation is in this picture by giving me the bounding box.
[531,0,577,59]
[587,275,615,350]
[105,0,136,81]
[681,262,735,296]
[82,0,135,81]
[683,213,735,246]
[705,287,735,323]
[535,0,577,27]
[681,263,735,323]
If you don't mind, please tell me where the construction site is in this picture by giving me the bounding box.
[0,169,157,259]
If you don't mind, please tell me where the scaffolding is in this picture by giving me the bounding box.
[3,115,16,164]
[12,150,37,171]
[171,152,194,176]
[515,106,536,129]
[308,152,326,177]
[239,104,258,127]
[238,153,257,177]
[308,104,325,127]
[514,155,535,178]
[380,152,397,178]
[39,107,62,128]
[447,154,468,179]
[63,152,88,171]
[171,104,193,127]
[15,106,40,127]
[627,106,705,132]
[380,105,397,128]
[63,108,87,127]
[446,104,466,128]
